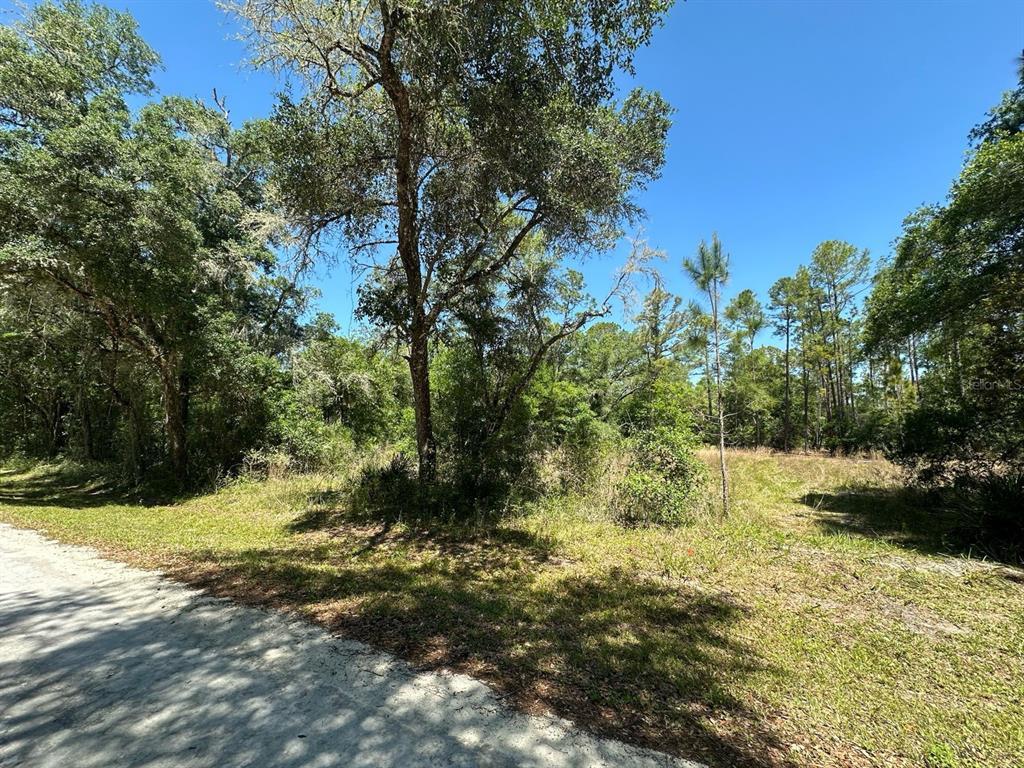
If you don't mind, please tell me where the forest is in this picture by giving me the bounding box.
[0,3,1022,767]
[2,1,1020,554]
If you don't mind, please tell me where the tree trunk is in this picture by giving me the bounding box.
[158,361,188,481]
[128,403,146,483]
[907,335,921,399]
[79,385,94,461]
[408,322,437,485]
[952,336,965,402]
[710,282,729,516]
[815,382,824,449]
[846,334,858,421]
[802,365,810,449]
[828,283,847,419]
[48,394,69,457]
[800,332,809,449]
[379,20,435,491]
[820,366,832,422]
[783,316,792,452]
[704,346,713,426]
[108,382,145,483]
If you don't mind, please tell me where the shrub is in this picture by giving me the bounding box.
[950,469,1024,564]
[349,452,419,518]
[617,371,699,436]
[887,402,1024,563]
[263,391,357,472]
[525,375,615,493]
[432,347,613,508]
[614,425,708,526]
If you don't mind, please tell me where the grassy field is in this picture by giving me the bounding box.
[1,451,1022,767]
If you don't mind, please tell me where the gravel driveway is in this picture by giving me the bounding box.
[0,524,702,768]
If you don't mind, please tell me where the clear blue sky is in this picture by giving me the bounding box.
[5,0,1021,336]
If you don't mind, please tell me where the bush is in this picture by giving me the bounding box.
[349,452,419,519]
[617,370,699,436]
[533,420,619,497]
[262,390,357,472]
[614,425,708,527]
[888,402,1024,563]
[432,347,612,508]
[950,469,1024,564]
[525,375,614,494]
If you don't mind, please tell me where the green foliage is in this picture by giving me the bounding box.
[558,321,645,421]
[0,1,305,483]
[634,280,686,365]
[525,370,614,493]
[259,392,355,475]
[617,365,699,434]
[430,340,532,505]
[614,424,708,527]
[725,288,764,350]
[863,75,1024,555]
[429,337,619,509]
[291,335,409,445]
[232,0,673,481]
[725,346,783,447]
[250,333,412,474]
[683,233,730,295]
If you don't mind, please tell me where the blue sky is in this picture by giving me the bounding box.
[5,0,1021,336]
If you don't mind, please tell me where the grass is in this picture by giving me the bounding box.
[1,452,1022,767]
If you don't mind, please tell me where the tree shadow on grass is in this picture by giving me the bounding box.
[5,571,715,768]
[290,493,556,565]
[802,485,943,550]
[179,516,794,768]
[0,464,187,509]
[800,484,1024,569]
[3,465,795,765]
[293,456,537,533]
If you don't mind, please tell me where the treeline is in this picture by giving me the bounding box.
[863,65,1024,553]
[0,2,307,482]
[0,3,1020,549]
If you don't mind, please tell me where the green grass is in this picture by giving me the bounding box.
[1,452,1022,768]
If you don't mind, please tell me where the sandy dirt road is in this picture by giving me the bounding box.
[0,523,702,768]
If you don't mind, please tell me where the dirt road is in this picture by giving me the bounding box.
[0,524,700,767]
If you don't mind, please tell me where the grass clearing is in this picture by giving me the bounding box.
[2,452,1022,767]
